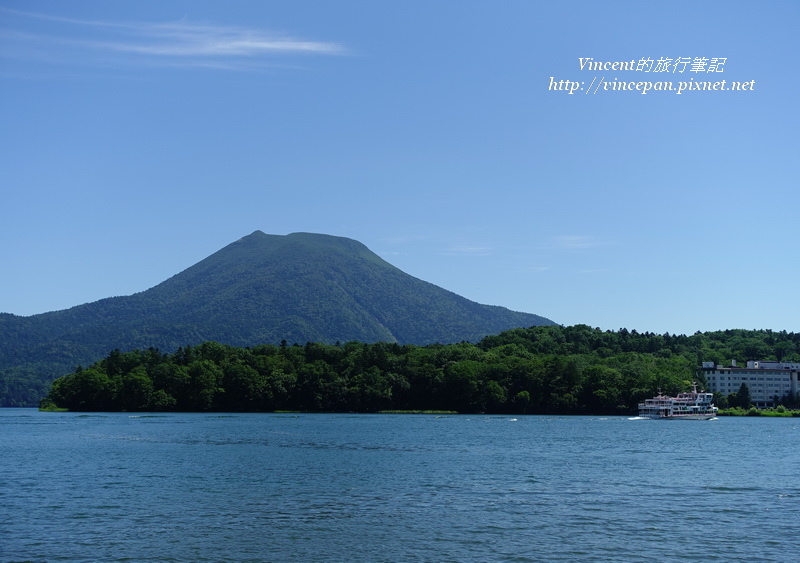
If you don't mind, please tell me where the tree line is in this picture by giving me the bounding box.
[40,325,800,414]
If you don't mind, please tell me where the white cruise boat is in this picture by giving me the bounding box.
[638,383,718,420]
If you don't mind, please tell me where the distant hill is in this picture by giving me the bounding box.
[0,231,555,406]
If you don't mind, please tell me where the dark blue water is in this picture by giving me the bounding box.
[3,410,800,562]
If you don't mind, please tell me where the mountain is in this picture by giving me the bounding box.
[0,231,556,406]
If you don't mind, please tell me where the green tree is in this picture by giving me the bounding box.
[579,365,623,414]
[513,390,531,413]
[118,366,154,411]
[479,379,507,413]
[50,368,115,411]
[186,360,222,411]
[148,389,177,411]
[151,363,189,408]
[223,362,264,410]
[737,382,752,408]
[439,360,481,412]
[349,365,392,412]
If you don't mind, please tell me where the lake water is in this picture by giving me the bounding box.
[3,410,800,562]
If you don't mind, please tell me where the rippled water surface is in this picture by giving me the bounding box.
[3,410,800,562]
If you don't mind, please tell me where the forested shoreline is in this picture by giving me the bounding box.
[39,325,800,414]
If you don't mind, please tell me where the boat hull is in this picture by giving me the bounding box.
[640,414,716,420]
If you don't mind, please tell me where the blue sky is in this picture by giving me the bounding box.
[1,0,798,336]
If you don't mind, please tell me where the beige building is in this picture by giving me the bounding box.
[701,361,800,408]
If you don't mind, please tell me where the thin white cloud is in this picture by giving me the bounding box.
[0,8,346,71]
[548,235,605,250]
[100,22,345,57]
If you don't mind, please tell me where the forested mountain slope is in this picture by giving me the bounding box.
[1,231,555,406]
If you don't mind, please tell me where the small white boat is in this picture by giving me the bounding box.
[638,383,718,420]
